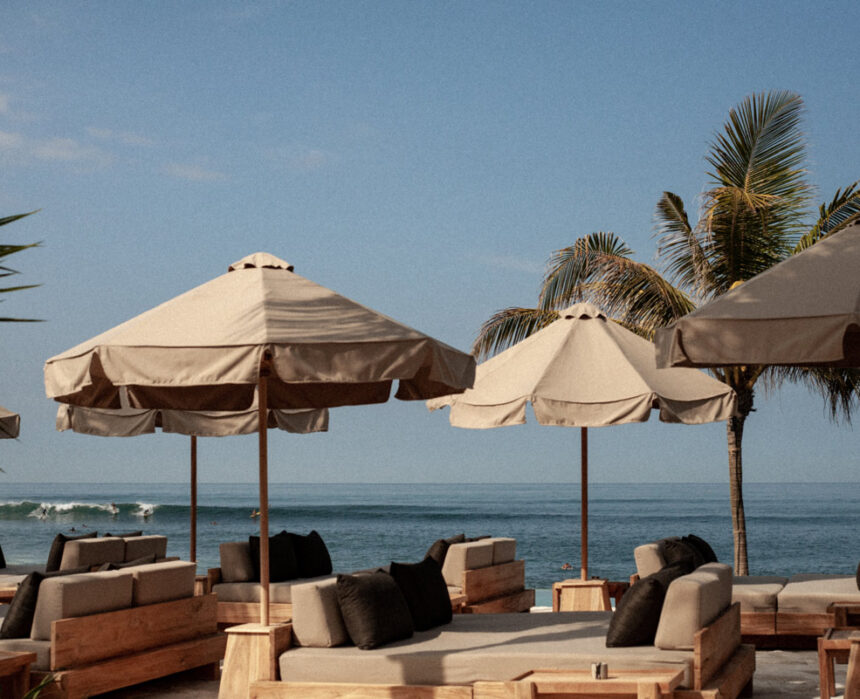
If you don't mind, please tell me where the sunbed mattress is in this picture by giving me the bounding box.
[778,574,860,613]
[213,574,335,603]
[732,575,788,612]
[278,612,695,687]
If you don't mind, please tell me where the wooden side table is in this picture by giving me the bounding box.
[0,650,37,699]
[474,667,685,699]
[818,628,860,699]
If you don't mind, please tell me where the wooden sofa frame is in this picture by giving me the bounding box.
[207,567,293,626]
[247,603,755,699]
[31,593,227,698]
[454,559,534,614]
[741,601,860,648]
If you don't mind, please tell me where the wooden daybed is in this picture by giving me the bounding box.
[240,562,754,699]
[248,605,754,698]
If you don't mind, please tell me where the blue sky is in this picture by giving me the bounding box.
[0,1,857,484]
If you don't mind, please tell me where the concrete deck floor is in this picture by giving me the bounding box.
[94,649,847,698]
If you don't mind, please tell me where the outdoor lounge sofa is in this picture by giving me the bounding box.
[209,534,533,625]
[635,538,860,645]
[244,561,755,699]
[0,559,226,698]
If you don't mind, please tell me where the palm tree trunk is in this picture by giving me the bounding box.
[726,387,753,576]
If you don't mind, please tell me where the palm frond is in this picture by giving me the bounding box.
[655,191,715,296]
[702,91,813,290]
[762,365,859,424]
[539,232,694,336]
[0,210,38,228]
[472,307,558,359]
[795,182,860,252]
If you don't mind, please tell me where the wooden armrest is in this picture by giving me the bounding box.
[829,601,860,628]
[207,568,223,589]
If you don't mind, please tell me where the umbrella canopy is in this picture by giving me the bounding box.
[0,405,20,439]
[656,222,860,369]
[45,252,472,411]
[429,303,736,579]
[45,252,476,623]
[56,403,328,562]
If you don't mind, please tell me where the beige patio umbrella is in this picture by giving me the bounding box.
[0,405,20,439]
[56,402,328,562]
[44,252,475,623]
[429,303,736,580]
[656,221,860,369]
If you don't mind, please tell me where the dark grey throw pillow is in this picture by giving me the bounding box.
[424,533,466,567]
[103,531,143,538]
[335,572,413,649]
[0,572,43,638]
[45,531,97,572]
[390,557,452,631]
[288,530,332,578]
[685,534,718,563]
[605,561,692,647]
[662,537,704,569]
[249,531,298,582]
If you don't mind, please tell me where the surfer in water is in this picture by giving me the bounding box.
[109,502,119,517]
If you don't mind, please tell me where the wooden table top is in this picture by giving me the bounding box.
[0,650,38,671]
[510,667,685,693]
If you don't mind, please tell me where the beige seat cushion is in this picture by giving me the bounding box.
[278,612,695,688]
[31,571,133,640]
[124,535,167,562]
[291,577,349,648]
[131,561,195,606]
[777,574,860,613]
[654,563,732,650]
[60,537,125,570]
[220,541,255,582]
[489,538,516,565]
[442,541,494,586]
[732,576,787,612]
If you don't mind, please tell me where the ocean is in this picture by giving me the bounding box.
[1,482,857,603]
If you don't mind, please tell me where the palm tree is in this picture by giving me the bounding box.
[0,211,41,322]
[474,91,860,575]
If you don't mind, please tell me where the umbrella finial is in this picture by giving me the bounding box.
[562,303,606,320]
[228,253,294,272]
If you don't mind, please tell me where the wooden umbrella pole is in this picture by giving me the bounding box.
[580,426,588,581]
[190,435,197,563]
[258,368,270,626]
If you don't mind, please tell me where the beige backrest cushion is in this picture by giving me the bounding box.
[220,541,255,582]
[31,571,133,640]
[291,577,349,648]
[60,537,125,571]
[131,561,195,606]
[442,541,494,587]
[489,538,516,565]
[634,542,666,579]
[124,535,167,561]
[654,562,732,650]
